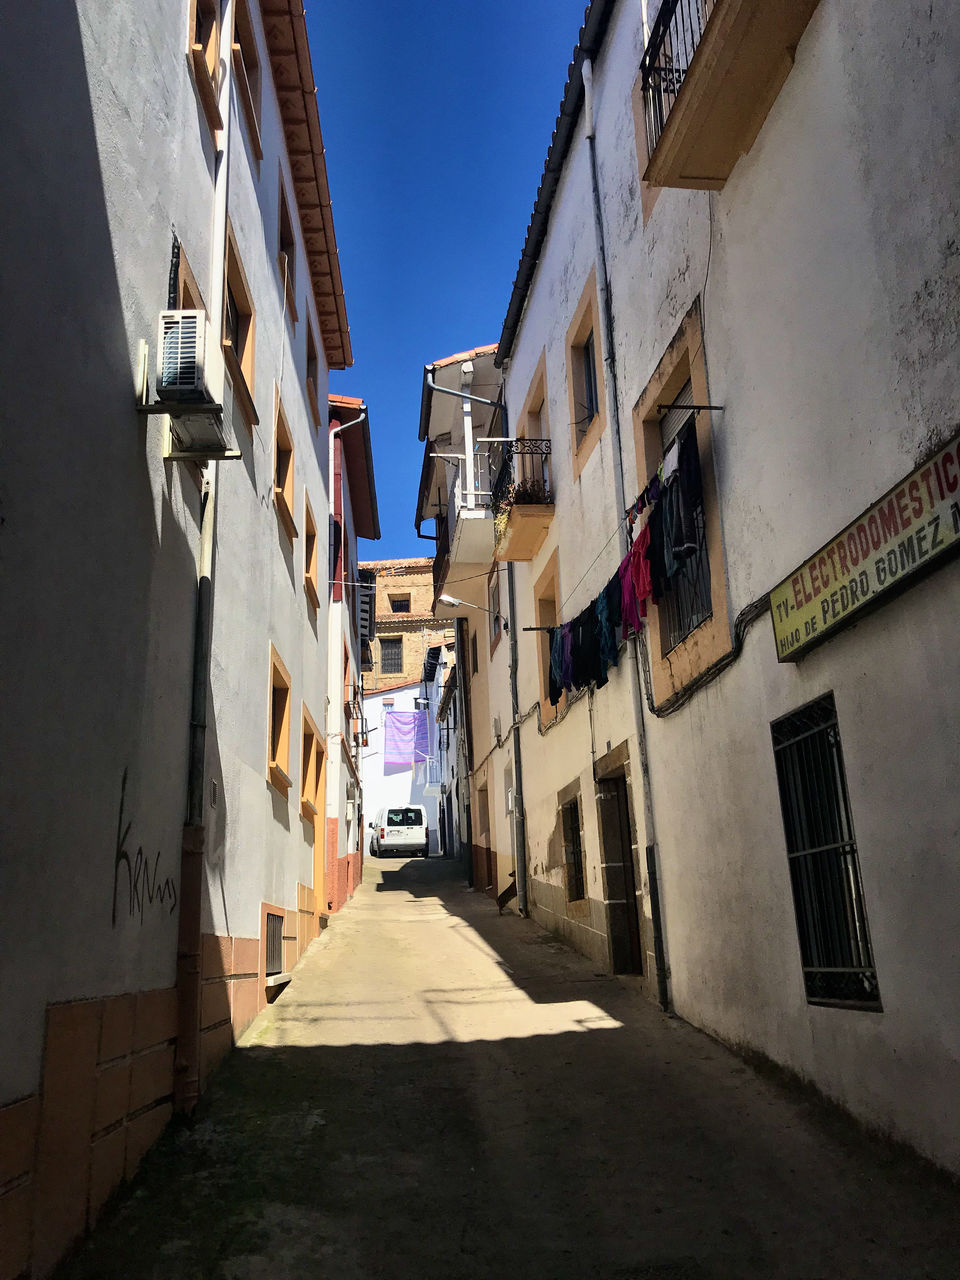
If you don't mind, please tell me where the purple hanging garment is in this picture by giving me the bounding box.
[384,710,430,772]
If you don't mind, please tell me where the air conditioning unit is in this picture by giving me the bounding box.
[157,310,207,400]
[155,310,228,453]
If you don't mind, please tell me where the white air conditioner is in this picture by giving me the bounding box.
[155,309,228,453]
[157,310,207,400]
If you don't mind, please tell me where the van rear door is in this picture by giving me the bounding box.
[385,807,425,848]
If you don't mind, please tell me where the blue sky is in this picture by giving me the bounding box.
[310,2,589,557]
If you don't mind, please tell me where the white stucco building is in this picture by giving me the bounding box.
[420,0,960,1175]
[0,2,360,1271]
[361,683,440,856]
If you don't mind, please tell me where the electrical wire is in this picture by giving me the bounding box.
[557,513,628,615]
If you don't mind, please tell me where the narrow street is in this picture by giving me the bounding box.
[59,858,959,1280]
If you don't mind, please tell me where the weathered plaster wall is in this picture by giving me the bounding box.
[203,0,330,945]
[628,0,960,1171]
[0,0,217,1104]
[501,0,960,1170]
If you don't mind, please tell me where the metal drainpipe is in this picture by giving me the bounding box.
[582,58,669,1009]
[505,561,528,915]
[424,374,528,908]
[176,0,236,1115]
[454,618,475,886]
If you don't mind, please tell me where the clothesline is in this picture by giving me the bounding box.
[542,420,705,707]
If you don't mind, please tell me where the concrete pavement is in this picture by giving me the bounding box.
[58,856,960,1279]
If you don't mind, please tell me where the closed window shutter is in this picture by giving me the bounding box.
[659,379,694,449]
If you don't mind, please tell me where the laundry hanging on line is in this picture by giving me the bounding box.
[543,422,705,706]
[383,710,430,772]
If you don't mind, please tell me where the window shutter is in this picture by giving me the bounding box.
[659,379,694,449]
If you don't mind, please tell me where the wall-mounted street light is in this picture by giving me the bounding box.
[438,594,509,634]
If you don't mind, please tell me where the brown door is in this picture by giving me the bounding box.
[597,776,643,973]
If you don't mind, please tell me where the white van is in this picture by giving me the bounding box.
[369,806,430,858]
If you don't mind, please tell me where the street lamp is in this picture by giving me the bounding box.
[438,593,509,633]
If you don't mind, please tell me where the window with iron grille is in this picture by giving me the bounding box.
[771,693,881,1010]
[658,383,711,654]
[380,636,402,675]
[266,912,283,977]
[562,797,585,902]
[389,594,411,613]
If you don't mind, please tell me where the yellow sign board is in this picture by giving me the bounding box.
[770,431,960,661]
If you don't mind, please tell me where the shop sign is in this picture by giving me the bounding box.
[770,431,960,661]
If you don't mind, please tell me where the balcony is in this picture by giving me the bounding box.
[430,443,502,599]
[492,440,554,563]
[641,0,822,190]
[421,756,444,798]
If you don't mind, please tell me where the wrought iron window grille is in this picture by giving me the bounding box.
[658,418,711,654]
[771,693,881,1009]
[265,912,283,977]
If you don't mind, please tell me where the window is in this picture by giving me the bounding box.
[273,395,297,542]
[533,549,562,721]
[381,637,402,675]
[389,594,411,613]
[277,176,298,324]
[517,351,553,499]
[232,0,262,161]
[268,646,292,795]
[222,224,257,427]
[387,808,423,827]
[187,0,222,134]
[470,631,478,675]
[305,320,321,428]
[488,567,502,653]
[633,300,729,705]
[772,694,880,1010]
[177,246,205,314]
[265,912,283,977]
[303,494,319,608]
[562,797,585,902]
[300,705,322,819]
[565,270,606,475]
[657,381,711,654]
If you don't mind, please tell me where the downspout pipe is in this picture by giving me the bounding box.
[505,561,528,915]
[178,0,235,1115]
[454,618,475,885]
[424,375,528,914]
[583,57,669,1009]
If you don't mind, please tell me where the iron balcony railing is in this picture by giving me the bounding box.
[640,0,717,157]
[491,439,553,516]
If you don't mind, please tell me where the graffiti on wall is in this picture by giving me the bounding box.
[112,769,178,926]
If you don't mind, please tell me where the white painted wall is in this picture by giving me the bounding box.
[326,442,364,863]
[499,0,960,1170]
[0,1,218,1100]
[0,0,345,1108]
[361,685,440,854]
[202,0,331,938]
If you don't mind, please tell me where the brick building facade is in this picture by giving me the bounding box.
[361,558,453,692]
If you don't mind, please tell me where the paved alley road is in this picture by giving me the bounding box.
[59,859,959,1279]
